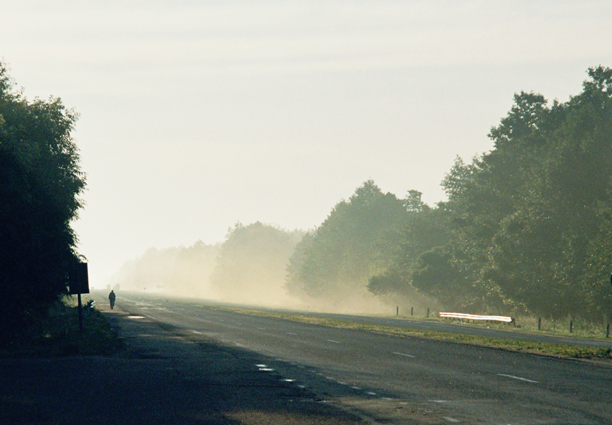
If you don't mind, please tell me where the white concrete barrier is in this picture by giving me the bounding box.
[438,312,514,324]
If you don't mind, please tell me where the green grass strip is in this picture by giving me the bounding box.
[212,306,612,361]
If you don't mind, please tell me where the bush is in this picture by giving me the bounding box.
[0,299,123,358]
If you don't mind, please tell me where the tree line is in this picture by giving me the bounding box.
[116,66,612,322]
[5,61,611,342]
[289,66,612,322]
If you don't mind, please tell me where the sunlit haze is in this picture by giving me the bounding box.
[3,0,611,288]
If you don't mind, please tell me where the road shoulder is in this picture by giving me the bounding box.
[0,304,366,425]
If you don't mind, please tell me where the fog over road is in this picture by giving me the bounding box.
[112,292,612,424]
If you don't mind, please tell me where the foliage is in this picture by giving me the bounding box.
[367,196,449,304]
[422,66,612,320]
[480,66,612,319]
[360,66,612,322]
[0,298,123,358]
[210,222,303,305]
[106,66,612,323]
[0,62,86,342]
[285,180,408,305]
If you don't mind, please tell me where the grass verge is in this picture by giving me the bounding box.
[0,299,124,358]
[213,306,612,361]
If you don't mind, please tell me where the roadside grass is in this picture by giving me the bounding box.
[0,298,123,358]
[432,313,611,340]
[212,306,612,361]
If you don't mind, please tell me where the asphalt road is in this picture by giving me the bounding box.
[105,292,612,424]
[1,297,368,425]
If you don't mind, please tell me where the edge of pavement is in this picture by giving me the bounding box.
[0,294,369,425]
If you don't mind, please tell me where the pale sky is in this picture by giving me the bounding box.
[3,0,611,286]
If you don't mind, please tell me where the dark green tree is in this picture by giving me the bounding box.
[435,66,612,319]
[286,180,407,304]
[0,62,85,342]
[367,191,450,303]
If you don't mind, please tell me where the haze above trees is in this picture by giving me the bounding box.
[115,66,612,323]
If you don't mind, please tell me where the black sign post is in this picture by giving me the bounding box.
[69,263,90,332]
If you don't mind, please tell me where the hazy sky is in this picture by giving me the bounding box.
[3,1,612,285]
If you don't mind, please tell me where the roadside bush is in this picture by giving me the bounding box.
[0,299,123,358]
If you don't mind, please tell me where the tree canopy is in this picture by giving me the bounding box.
[286,180,408,306]
[0,62,86,342]
[288,66,612,321]
[365,66,612,321]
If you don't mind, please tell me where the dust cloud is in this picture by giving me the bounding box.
[108,241,219,299]
[107,222,426,316]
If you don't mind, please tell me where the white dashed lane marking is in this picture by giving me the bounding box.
[255,364,274,372]
[393,351,416,358]
[498,373,539,384]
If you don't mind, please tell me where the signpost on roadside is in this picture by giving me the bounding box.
[69,263,90,331]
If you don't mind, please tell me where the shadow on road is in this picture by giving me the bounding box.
[0,303,365,425]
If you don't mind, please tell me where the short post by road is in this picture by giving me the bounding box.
[68,262,90,332]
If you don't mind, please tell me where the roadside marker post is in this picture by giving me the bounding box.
[69,263,90,332]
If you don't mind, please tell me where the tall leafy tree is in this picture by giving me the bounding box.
[432,93,559,314]
[0,62,86,341]
[486,67,612,319]
[368,191,450,304]
[432,66,612,319]
[286,180,407,305]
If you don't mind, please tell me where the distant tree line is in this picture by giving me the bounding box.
[0,62,86,343]
[109,241,219,296]
[114,66,612,323]
[111,223,302,306]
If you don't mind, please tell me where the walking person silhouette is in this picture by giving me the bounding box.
[108,290,116,310]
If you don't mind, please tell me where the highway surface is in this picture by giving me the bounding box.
[109,292,612,424]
